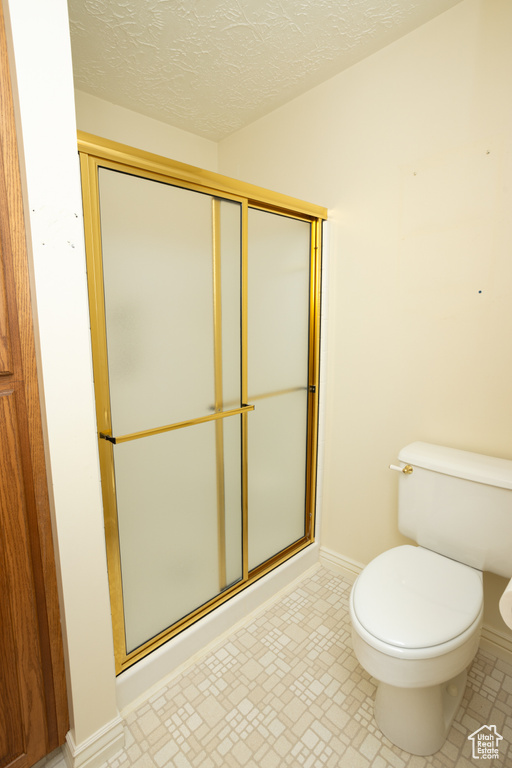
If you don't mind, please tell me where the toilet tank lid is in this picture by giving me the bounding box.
[398,442,512,490]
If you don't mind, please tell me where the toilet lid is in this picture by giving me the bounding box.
[352,545,483,649]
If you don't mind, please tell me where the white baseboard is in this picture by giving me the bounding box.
[62,716,125,768]
[319,546,512,665]
[480,626,512,664]
[319,546,363,581]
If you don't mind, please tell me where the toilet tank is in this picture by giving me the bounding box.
[397,442,512,579]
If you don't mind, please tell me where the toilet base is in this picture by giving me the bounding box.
[374,670,467,755]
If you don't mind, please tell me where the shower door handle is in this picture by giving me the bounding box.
[99,404,255,446]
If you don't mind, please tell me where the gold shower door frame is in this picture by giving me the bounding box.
[78,132,327,674]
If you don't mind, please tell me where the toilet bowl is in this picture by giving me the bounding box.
[350,545,483,755]
[348,442,512,756]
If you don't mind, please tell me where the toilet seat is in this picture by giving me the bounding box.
[351,545,483,660]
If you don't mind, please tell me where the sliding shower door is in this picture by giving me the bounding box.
[248,209,312,571]
[98,170,245,654]
[79,134,325,672]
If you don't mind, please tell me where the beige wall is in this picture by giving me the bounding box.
[75,91,218,171]
[219,0,512,638]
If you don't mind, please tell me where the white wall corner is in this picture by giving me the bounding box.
[63,717,125,768]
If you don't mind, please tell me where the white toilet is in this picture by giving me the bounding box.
[349,442,512,756]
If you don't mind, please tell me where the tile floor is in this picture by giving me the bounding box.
[43,565,512,767]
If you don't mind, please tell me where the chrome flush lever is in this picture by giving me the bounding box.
[389,464,413,474]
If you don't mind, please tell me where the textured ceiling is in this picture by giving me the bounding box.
[68,0,463,142]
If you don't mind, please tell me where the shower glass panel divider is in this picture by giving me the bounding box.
[78,133,326,674]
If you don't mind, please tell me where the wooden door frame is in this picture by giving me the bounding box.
[0,0,69,761]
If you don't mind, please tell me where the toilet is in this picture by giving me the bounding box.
[349,442,512,756]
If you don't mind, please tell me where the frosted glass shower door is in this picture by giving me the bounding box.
[80,132,325,673]
[247,209,312,571]
[98,168,243,654]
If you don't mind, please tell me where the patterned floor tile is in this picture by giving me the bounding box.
[35,565,512,767]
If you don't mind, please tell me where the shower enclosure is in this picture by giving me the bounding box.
[79,134,326,673]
